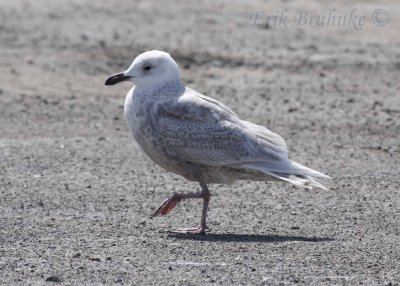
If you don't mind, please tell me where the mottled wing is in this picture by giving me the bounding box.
[150,87,288,166]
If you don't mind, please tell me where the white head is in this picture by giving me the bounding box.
[105,50,181,88]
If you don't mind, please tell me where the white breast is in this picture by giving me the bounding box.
[124,87,136,129]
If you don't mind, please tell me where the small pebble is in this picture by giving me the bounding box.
[45,276,62,283]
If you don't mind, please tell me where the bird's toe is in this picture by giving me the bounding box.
[152,195,181,217]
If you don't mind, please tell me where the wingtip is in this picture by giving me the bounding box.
[320,174,332,180]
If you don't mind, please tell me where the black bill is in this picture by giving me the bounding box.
[105,72,131,85]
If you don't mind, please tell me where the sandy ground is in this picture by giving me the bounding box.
[1,0,400,285]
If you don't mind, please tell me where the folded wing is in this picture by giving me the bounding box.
[150,87,288,166]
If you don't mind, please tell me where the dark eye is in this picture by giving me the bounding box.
[144,65,152,71]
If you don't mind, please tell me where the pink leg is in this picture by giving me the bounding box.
[152,182,211,234]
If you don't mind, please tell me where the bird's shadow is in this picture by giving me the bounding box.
[167,232,334,243]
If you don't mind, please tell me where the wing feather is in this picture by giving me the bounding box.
[150,87,288,166]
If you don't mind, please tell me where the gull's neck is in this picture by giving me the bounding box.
[134,78,184,97]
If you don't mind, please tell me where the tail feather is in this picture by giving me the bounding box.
[240,160,330,190]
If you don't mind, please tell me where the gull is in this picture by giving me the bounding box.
[105,50,330,234]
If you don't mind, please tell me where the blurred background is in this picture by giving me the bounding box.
[1,0,399,284]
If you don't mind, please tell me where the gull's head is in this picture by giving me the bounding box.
[105,50,181,88]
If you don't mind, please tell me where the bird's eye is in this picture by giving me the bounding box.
[144,65,152,71]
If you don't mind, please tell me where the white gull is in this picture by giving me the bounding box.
[105,50,330,234]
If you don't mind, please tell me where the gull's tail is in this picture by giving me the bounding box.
[240,160,331,190]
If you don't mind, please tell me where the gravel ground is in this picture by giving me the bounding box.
[1,0,399,285]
